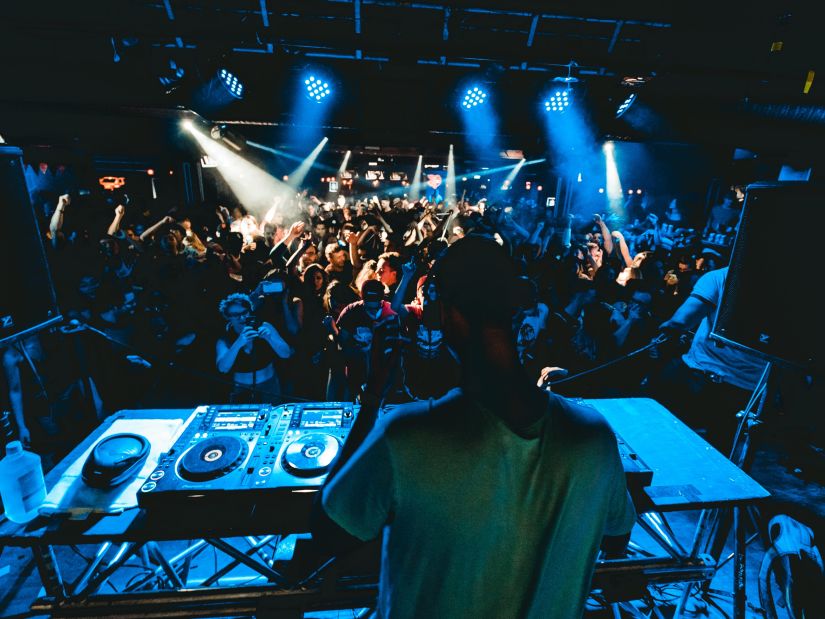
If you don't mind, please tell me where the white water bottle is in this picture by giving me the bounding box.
[0,441,47,523]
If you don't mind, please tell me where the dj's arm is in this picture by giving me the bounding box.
[659,294,712,333]
[311,324,403,553]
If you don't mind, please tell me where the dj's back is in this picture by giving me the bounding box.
[322,389,636,619]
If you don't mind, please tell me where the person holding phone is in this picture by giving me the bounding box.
[215,293,292,403]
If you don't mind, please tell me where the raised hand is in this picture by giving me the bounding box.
[287,221,306,238]
[401,258,416,277]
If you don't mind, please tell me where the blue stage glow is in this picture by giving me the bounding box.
[305,75,331,102]
[219,69,244,99]
[616,93,637,118]
[461,86,488,109]
[543,89,571,113]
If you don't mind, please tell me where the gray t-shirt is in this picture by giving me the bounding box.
[682,267,769,390]
[322,389,636,619]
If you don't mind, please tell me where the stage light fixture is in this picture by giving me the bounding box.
[461,86,487,109]
[544,89,571,113]
[180,119,194,132]
[158,59,186,93]
[615,93,637,118]
[219,69,244,99]
[304,75,331,102]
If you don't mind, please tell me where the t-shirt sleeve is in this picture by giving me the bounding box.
[321,425,395,541]
[689,268,724,308]
[603,441,637,537]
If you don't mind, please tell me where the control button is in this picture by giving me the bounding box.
[194,433,201,439]
[247,467,254,474]
[269,446,275,452]
[149,470,165,481]
[258,466,272,476]
[140,481,157,492]
[344,411,352,418]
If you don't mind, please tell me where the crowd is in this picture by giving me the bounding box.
[2,182,743,464]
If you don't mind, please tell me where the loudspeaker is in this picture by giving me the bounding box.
[0,146,62,345]
[711,183,823,372]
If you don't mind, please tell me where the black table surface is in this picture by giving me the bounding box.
[1,398,769,547]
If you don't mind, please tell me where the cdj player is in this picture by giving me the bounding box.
[137,402,359,516]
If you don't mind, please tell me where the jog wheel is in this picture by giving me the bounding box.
[282,433,340,477]
[178,436,248,482]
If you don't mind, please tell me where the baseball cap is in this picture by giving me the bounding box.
[361,279,385,303]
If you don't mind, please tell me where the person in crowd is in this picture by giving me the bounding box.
[706,189,742,233]
[2,330,102,468]
[325,242,353,285]
[376,251,403,297]
[215,292,292,403]
[335,279,398,397]
[312,235,635,618]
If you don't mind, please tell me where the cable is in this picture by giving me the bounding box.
[547,334,668,387]
[63,320,325,404]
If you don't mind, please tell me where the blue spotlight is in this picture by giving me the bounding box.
[543,89,571,113]
[615,92,637,118]
[219,69,244,99]
[461,86,488,109]
[304,75,331,102]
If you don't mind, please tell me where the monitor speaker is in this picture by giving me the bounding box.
[0,146,62,345]
[711,182,822,372]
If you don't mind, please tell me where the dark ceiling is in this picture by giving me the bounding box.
[2,1,824,158]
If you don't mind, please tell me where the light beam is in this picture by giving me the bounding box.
[186,124,293,218]
[287,137,329,189]
[446,145,456,206]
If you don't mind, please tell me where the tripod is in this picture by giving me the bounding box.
[673,362,772,619]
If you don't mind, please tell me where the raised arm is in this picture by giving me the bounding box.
[346,228,362,270]
[49,194,70,247]
[391,259,417,315]
[107,204,126,237]
[270,221,305,267]
[140,215,174,242]
[611,230,633,268]
[258,322,293,359]
[594,213,614,256]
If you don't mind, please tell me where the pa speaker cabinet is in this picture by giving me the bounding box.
[0,146,61,345]
[711,182,823,372]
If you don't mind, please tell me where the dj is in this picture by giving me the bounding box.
[312,236,635,618]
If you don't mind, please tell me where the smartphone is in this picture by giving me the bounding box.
[262,280,284,294]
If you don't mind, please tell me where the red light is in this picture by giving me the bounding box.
[537,185,543,191]
[147,168,155,176]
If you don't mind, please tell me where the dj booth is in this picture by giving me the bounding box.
[0,398,769,618]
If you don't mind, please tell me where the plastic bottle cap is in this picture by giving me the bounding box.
[6,440,22,455]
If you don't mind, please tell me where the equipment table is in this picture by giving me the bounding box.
[0,399,769,618]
